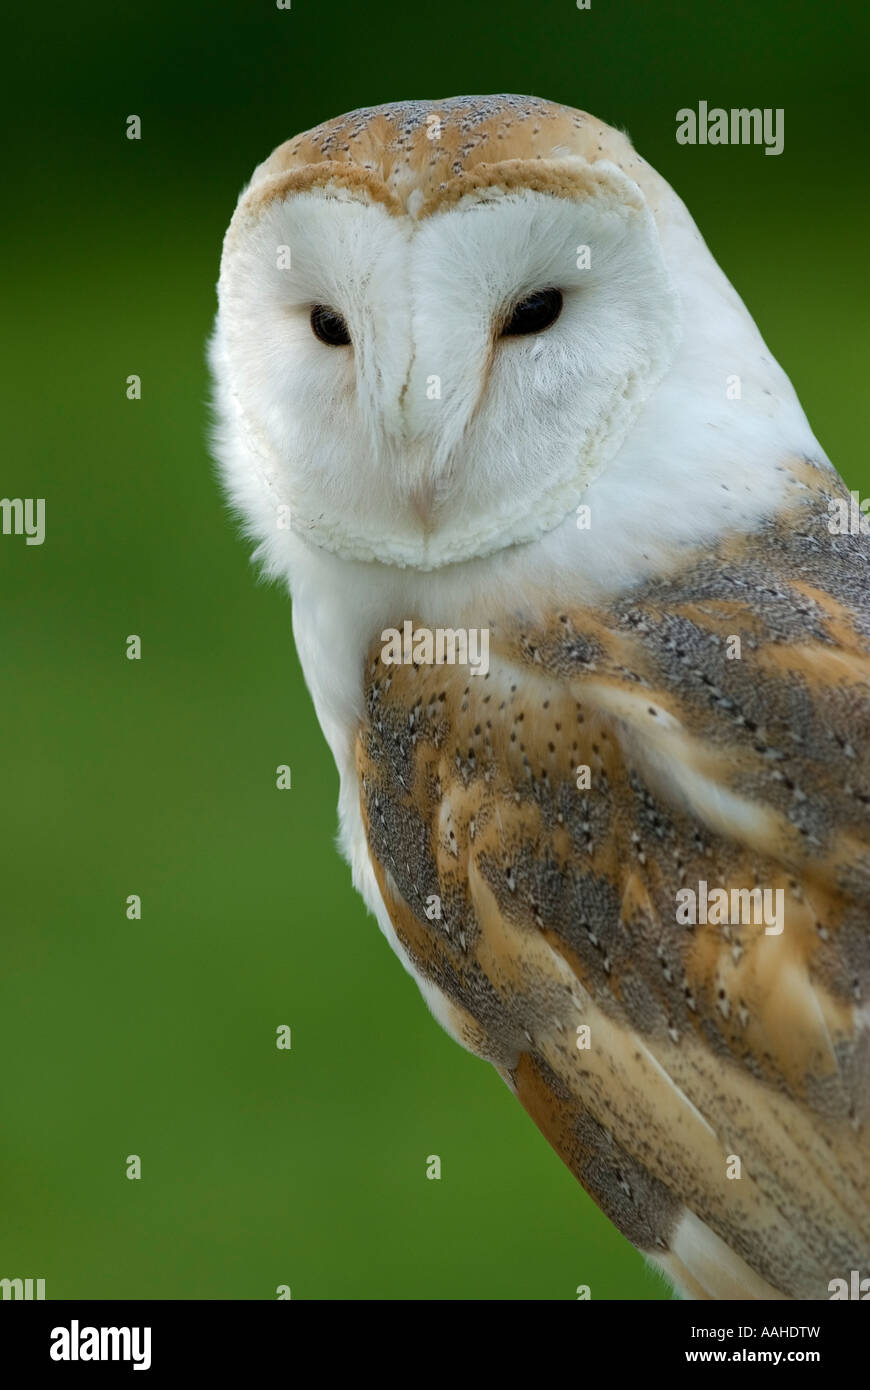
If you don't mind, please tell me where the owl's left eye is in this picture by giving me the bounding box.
[310,304,352,346]
[501,288,563,337]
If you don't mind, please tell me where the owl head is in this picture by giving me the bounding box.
[210,95,801,576]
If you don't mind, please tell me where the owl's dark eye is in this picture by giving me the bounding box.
[310,304,351,346]
[501,288,563,337]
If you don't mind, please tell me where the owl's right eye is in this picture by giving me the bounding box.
[501,288,563,337]
[310,304,351,346]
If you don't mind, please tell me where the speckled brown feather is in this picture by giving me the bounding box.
[224,95,681,254]
[356,467,870,1299]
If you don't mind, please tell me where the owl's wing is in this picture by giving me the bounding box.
[356,481,870,1300]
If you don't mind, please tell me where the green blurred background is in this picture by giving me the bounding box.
[2,0,867,1300]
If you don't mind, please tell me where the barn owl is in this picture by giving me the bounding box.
[210,95,870,1300]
